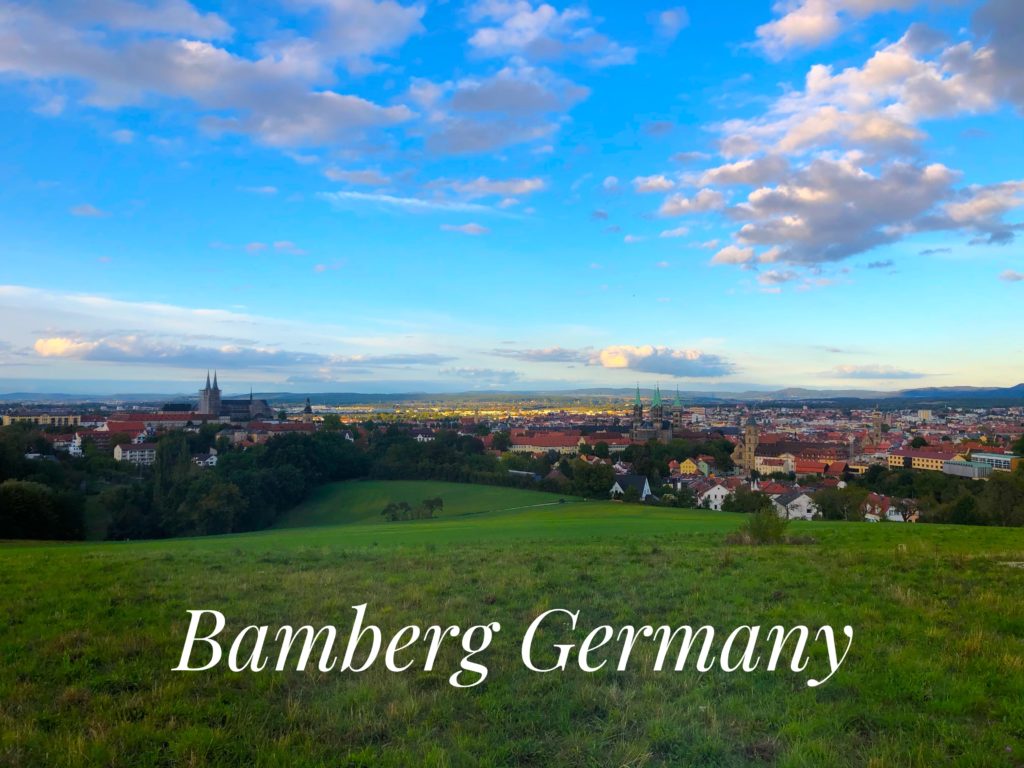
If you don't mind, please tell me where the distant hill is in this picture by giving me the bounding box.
[2,383,1022,406]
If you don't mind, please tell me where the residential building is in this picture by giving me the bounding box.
[609,474,652,501]
[113,442,158,466]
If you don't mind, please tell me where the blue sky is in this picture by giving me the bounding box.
[1,0,1022,394]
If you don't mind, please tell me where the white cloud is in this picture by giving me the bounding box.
[418,63,588,154]
[659,226,688,238]
[468,0,635,67]
[70,203,108,217]
[755,0,925,59]
[239,185,278,195]
[320,191,493,214]
[602,176,620,190]
[711,245,755,264]
[633,174,675,193]
[0,4,413,150]
[827,363,926,379]
[658,188,725,216]
[1000,269,1024,282]
[699,156,788,186]
[595,345,734,377]
[324,168,391,186]
[441,222,489,235]
[653,6,690,41]
[450,176,546,199]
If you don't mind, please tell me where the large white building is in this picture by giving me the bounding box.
[113,443,158,466]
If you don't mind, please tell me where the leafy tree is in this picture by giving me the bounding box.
[977,469,1024,526]
[491,431,511,452]
[593,441,610,459]
[722,487,773,515]
[910,436,929,449]
[813,486,868,522]
[0,479,83,540]
[571,460,615,499]
[623,485,641,503]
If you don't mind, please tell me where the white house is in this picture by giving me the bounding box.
[771,491,819,520]
[698,483,732,511]
[192,450,218,468]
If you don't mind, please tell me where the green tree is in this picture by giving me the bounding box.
[813,486,868,521]
[571,460,615,499]
[722,487,773,515]
[910,436,929,449]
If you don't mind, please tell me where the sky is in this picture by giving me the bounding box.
[1,0,1023,395]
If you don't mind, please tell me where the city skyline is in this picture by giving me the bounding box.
[2,0,1023,394]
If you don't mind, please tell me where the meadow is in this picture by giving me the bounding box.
[2,480,1024,767]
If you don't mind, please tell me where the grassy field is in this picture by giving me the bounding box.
[3,481,1024,767]
[276,479,576,528]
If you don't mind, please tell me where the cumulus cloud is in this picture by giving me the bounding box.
[633,174,675,193]
[468,0,635,67]
[758,269,799,286]
[595,345,734,377]
[602,176,620,190]
[441,222,489,235]
[726,157,1024,263]
[755,0,925,59]
[826,363,927,379]
[658,188,725,216]
[417,63,589,154]
[0,3,414,150]
[698,155,788,186]
[259,0,425,76]
[1000,269,1024,282]
[711,245,755,265]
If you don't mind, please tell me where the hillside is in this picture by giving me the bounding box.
[275,480,575,529]
[2,489,1024,766]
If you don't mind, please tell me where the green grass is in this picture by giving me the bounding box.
[3,481,1024,767]
[276,479,576,528]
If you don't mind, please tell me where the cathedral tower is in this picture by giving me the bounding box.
[198,371,222,416]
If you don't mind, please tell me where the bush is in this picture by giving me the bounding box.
[741,506,789,544]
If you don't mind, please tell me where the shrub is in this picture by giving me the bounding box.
[741,506,789,544]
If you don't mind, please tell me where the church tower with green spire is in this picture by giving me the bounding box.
[632,384,643,423]
[650,383,664,422]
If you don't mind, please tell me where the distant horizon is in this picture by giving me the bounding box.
[2,378,1022,401]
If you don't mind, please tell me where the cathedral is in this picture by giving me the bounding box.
[197,372,273,421]
[628,385,686,444]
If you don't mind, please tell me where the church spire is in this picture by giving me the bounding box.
[652,383,662,407]
[634,383,642,407]
[673,385,682,407]
[213,371,219,391]
[205,370,211,389]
